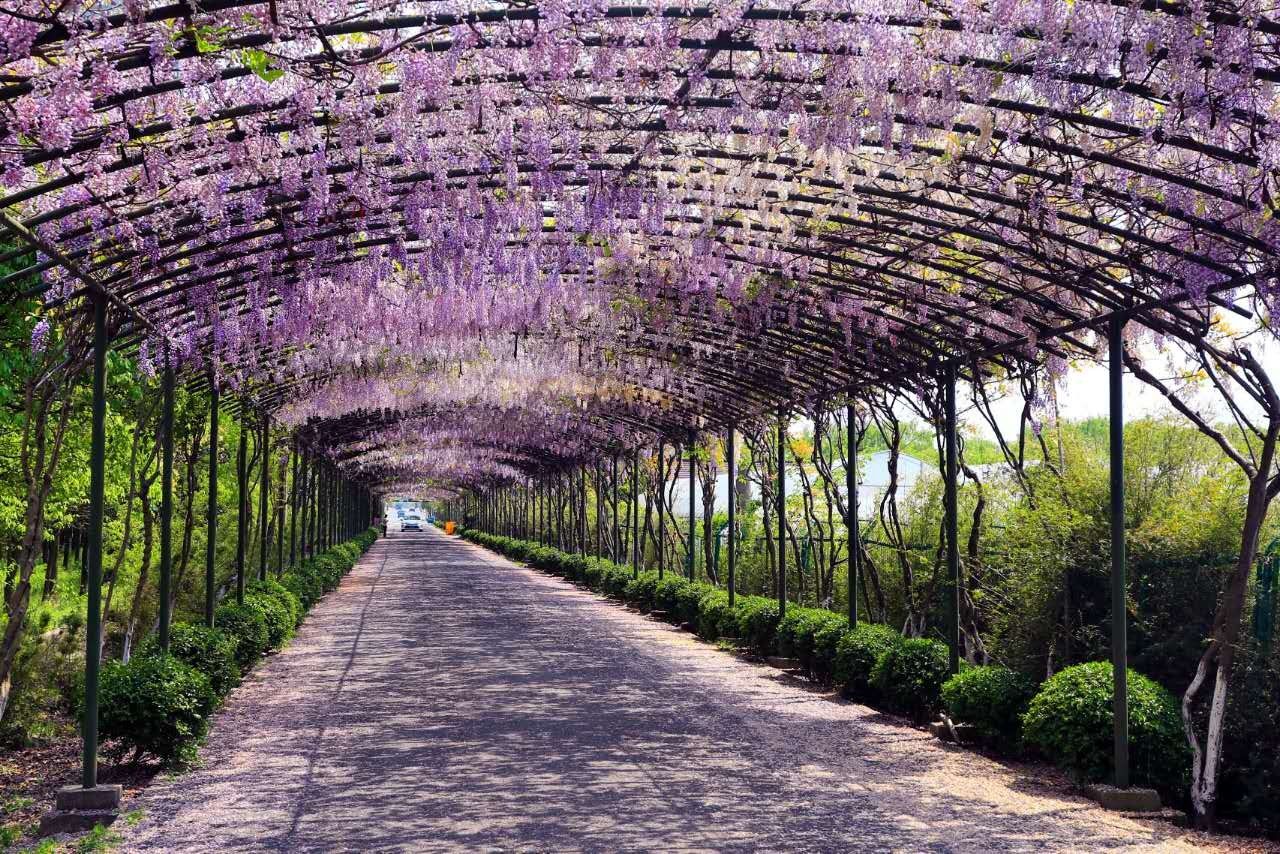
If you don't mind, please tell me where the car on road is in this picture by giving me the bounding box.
[401,515,424,532]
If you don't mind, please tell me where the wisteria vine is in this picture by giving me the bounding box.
[2,0,1277,489]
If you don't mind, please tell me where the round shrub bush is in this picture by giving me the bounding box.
[696,590,733,641]
[282,568,323,610]
[246,592,294,650]
[139,623,239,698]
[870,637,951,721]
[311,554,345,590]
[528,546,562,573]
[776,607,824,660]
[214,600,271,672]
[811,618,850,685]
[599,564,633,598]
[247,578,303,629]
[733,597,781,655]
[559,554,589,581]
[581,559,604,590]
[623,573,661,610]
[941,665,1037,748]
[833,623,901,698]
[1022,661,1189,793]
[778,612,849,676]
[97,653,216,765]
[673,582,710,625]
[653,576,692,617]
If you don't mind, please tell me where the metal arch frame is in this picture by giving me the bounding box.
[13,2,1273,803]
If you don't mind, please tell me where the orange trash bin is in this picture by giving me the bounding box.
[444,520,456,535]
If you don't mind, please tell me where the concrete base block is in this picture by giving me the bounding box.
[765,656,801,670]
[1084,784,1162,812]
[54,784,121,812]
[38,809,118,837]
[38,785,122,838]
[929,721,981,744]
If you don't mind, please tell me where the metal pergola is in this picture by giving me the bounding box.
[2,0,1274,806]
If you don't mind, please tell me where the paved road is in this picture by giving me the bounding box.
[122,528,1210,853]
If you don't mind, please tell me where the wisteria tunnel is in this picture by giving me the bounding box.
[2,0,1279,848]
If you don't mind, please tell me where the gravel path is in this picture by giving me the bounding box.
[120,528,1216,853]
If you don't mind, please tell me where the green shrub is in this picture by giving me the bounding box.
[246,592,293,650]
[811,618,850,685]
[624,572,661,610]
[247,578,303,628]
[138,623,239,698]
[673,581,710,625]
[696,590,733,641]
[599,563,633,598]
[733,596,781,655]
[776,607,821,658]
[777,608,848,678]
[582,559,604,590]
[651,576,690,621]
[559,553,588,581]
[941,665,1037,748]
[97,653,216,765]
[505,539,535,563]
[871,637,951,722]
[214,600,271,672]
[281,569,323,610]
[528,546,563,574]
[833,623,901,698]
[1022,661,1189,794]
[302,554,341,591]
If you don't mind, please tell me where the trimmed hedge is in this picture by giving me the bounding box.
[214,600,271,673]
[247,578,303,629]
[871,637,952,722]
[734,596,782,655]
[777,607,848,680]
[1022,661,1189,794]
[695,589,733,641]
[138,622,239,699]
[98,653,216,765]
[941,665,1037,749]
[108,528,379,767]
[833,623,901,698]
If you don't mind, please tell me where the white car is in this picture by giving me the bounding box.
[401,515,424,532]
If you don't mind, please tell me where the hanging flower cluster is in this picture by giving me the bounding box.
[2,1,1276,491]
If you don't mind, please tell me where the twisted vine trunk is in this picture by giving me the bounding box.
[699,452,717,584]
[1124,341,1280,830]
[1184,456,1276,827]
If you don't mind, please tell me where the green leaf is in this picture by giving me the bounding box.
[240,48,284,83]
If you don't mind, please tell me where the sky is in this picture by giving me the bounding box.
[971,338,1280,442]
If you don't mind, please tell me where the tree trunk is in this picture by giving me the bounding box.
[0,375,75,724]
[41,531,58,601]
[1185,464,1274,828]
[699,455,717,584]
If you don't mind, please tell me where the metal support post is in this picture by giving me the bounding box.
[944,366,961,675]
[205,376,219,627]
[81,293,108,789]
[846,402,860,627]
[777,410,787,618]
[1110,317,1130,789]
[158,350,174,651]
[727,424,736,607]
